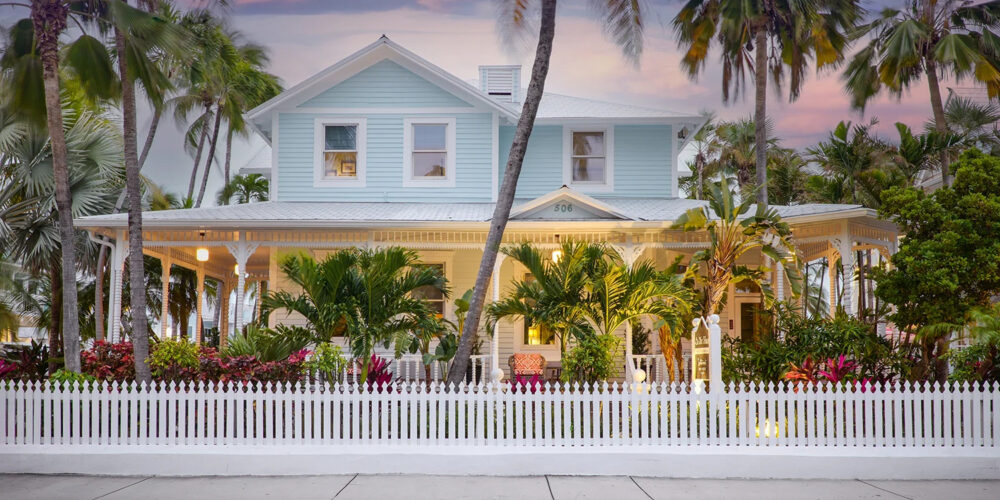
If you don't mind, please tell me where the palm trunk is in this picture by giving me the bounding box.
[32,0,81,373]
[925,56,950,187]
[138,105,162,169]
[115,27,152,383]
[224,125,234,185]
[187,107,211,201]
[48,266,62,374]
[195,104,223,207]
[696,159,704,200]
[448,0,557,386]
[753,26,769,206]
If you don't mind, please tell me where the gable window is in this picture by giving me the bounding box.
[314,118,366,187]
[403,117,456,187]
[412,263,446,317]
[563,127,613,192]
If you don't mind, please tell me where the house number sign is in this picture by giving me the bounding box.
[553,203,574,213]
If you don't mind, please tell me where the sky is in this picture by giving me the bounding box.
[1,0,962,203]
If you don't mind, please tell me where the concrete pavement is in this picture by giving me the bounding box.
[0,474,997,500]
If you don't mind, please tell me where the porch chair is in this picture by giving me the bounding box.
[508,353,546,379]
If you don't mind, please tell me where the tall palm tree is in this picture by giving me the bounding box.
[218,54,281,185]
[451,0,647,386]
[674,0,862,205]
[673,176,802,320]
[936,95,1000,154]
[714,118,779,195]
[683,113,719,200]
[216,173,268,205]
[3,2,119,372]
[767,147,809,205]
[893,122,962,187]
[807,120,891,207]
[844,0,1000,186]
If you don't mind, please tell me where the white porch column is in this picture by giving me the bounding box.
[108,230,128,343]
[775,262,785,302]
[828,249,838,317]
[160,254,171,339]
[226,232,259,337]
[613,243,643,380]
[837,238,856,318]
[195,268,205,345]
[490,253,506,382]
[218,278,230,348]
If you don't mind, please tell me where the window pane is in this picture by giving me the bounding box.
[412,152,447,177]
[413,124,446,150]
[572,132,604,156]
[413,264,445,317]
[523,319,556,345]
[324,151,357,178]
[571,157,605,182]
[325,125,356,150]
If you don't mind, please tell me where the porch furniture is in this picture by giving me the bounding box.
[508,354,546,379]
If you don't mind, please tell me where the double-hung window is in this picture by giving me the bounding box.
[412,263,446,317]
[403,117,456,187]
[564,127,613,191]
[314,118,366,187]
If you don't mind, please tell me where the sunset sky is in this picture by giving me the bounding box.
[0,0,963,198]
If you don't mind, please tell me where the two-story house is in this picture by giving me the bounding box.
[76,36,899,382]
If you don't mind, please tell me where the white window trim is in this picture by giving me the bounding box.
[403,117,457,188]
[314,117,366,188]
[562,125,614,193]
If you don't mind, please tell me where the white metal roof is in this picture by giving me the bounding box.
[499,91,699,120]
[76,193,870,230]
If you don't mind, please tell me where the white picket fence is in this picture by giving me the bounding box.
[1,380,997,450]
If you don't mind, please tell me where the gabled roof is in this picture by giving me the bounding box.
[245,36,519,142]
[510,186,633,220]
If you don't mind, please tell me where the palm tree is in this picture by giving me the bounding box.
[265,247,446,382]
[673,176,802,321]
[216,173,268,205]
[218,54,281,185]
[892,122,962,187]
[2,2,119,372]
[714,118,779,195]
[486,242,607,356]
[843,0,1000,186]
[450,0,648,385]
[936,95,1000,154]
[674,0,862,205]
[807,120,891,207]
[767,148,809,205]
[683,113,719,200]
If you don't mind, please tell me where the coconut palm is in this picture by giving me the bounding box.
[216,173,268,205]
[843,0,1000,186]
[673,176,802,320]
[807,120,891,207]
[674,0,862,205]
[218,56,281,184]
[451,0,648,385]
[683,113,720,200]
[714,118,779,195]
[892,122,963,187]
[767,148,809,205]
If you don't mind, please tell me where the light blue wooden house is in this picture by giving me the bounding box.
[77,37,899,382]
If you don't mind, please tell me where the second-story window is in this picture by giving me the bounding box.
[403,117,456,187]
[564,127,613,192]
[314,118,366,187]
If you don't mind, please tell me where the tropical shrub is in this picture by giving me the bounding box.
[49,369,96,389]
[224,324,311,362]
[81,341,135,382]
[723,312,915,383]
[0,341,49,380]
[560,334,621,385]
[364,354,393,390]
[148,339,200,380]
[306,342,349,383]
[948,344,1000,384]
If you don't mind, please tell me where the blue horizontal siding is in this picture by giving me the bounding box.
[613,124,672,198]
[276,112,492,202]
[498,124,675,199]
[299,60,473,109]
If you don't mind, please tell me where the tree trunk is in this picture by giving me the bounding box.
[224,125,234,185]
[195,104,223,207]
[856,250,866,318]
[925,56,950,187]
[32,0,81,373]
[695,155,704,200]
[448,0,557,386]
[95,248,107,341]
[187,107,211,201]
[115,27,152,384]
[753,26,769,206]
[138,105,162,169]
[48,266,62,375]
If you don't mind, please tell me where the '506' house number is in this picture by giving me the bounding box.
[553,203,573,213]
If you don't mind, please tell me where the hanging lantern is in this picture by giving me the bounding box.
[196,248,209,261]
[551,249,562,263]
[234,264,240,275]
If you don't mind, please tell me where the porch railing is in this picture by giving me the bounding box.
[328,354,491,385]
[629,354,692,384]
[2,380,996,449]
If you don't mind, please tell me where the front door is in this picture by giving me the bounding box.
[734,297,763,342]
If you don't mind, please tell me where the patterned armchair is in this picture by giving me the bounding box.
[508,353,546,378]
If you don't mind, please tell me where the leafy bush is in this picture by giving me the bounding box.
[149,339,200,380]
[948,344,1000,383]
[364,354,393,390]
[723,313,916,383]
[81,341,135,382]
[49,369,96,389]
[224,324,311,362]
[0,341,49,380]
[560,334,621,385]
[306,343,349,383]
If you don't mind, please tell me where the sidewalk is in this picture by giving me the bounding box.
[1,474,997,500]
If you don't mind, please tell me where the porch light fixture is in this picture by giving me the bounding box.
[234,264,240,275]
[551,234,562,263]
[196,231,209,262]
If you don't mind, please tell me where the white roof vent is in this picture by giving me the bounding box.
[479,65,521,103]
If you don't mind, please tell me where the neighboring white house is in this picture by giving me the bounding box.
[75,36,898,381]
